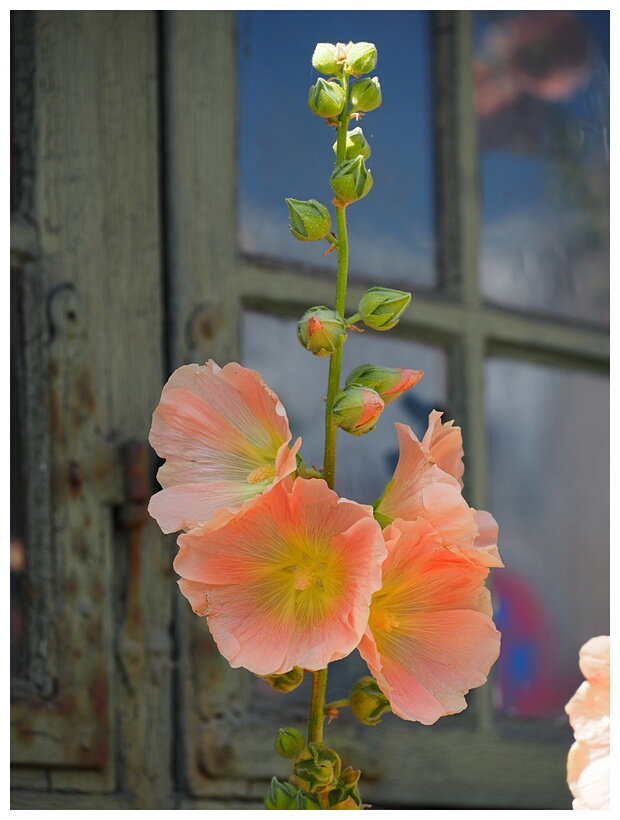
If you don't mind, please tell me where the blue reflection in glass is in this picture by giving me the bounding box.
[238,11,435,289]
[485,358,609,719]
[474,11,609,326]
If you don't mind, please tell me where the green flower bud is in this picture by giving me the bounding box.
[344,42,378,76]
[349,675,391,726]
[256,666,304,693]
[297,306,347,357]
[264,777,299,810]
[345,364,424,405]
[357,287,411,330]
[330,157,373,206]
[286,198,332,242]
[308,78,346,119]
[332,384,384,436]
[350,76,382,114]
[332,126,371,161]
[312,42,339,75]
[293,791,322,810]
[294,743,341,794]
[274,727,305,759]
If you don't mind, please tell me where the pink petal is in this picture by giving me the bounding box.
[578,635,610,685]
[358,517,501,724]
[376,423,459,521]
[148,361,300,532]
[565,635,610,810]
[421,410,465,488]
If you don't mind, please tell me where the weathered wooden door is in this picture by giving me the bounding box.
[10,11,173,808]
[11,10,609,810]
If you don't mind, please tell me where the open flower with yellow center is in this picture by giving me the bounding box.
[375,413,503,568]
[174,477,387,676]
[358,517,501,724]
[148,361,301,534]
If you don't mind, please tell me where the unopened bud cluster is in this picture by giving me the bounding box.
[289,41,421,443]
[312,41,377,78]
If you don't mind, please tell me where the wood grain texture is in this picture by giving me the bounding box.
[161,10,249,800]
[11,10,172,807]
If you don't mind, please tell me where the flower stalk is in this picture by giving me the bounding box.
[308,72,353,749]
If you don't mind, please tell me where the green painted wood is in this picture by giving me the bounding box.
[162,10,248,800]
[239,261,609,365]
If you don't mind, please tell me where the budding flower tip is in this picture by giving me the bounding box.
[307,316,323,337]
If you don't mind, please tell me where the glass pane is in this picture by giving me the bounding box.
[238,11,436,290]
[241,310,448,702]
[485,359,609,719]
[474,11,609,326]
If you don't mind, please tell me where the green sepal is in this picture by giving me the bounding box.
[308,77,346,119]
[312,42,339,75]
[332,126,371,161]
[264,776,299,810]
[349,676,392,726]
[330,156,373,206]
[286,198,332,242]
[256,667,305,693]
[349,76,382,113]
[298,306,347,357]
[357,287,411,331]
[293,742,341,794]
[293,791,322,810]
[274,727,306,759]
[344,42,378,76]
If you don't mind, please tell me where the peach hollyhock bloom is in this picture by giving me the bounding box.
[173,477,387,676]
[358,517,501,724]
[375,414,502,569]
[565,636,610,810]
[148,361,301,534]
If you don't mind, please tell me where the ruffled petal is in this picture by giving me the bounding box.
[565,635,610,810]
[358,518,500,724]
[376,423,459,521]
[421,410,465,488]
[148,361,300,532]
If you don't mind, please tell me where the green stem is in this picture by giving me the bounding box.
[308,74,352,749]
[308,668,329,744]
[323,74,350,492]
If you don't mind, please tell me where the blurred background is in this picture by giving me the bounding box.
[11,10,609,810]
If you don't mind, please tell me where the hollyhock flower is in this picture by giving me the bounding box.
[148,361,301,534]
[174,477,387,676]
[565,636,610,810]
[375,414,503,568]
[358,517,501,724]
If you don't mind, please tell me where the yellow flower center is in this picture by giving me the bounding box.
[293,563,322,592]
[247,463,277,485]
[370,607,400,634]
[268,546,341,625]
